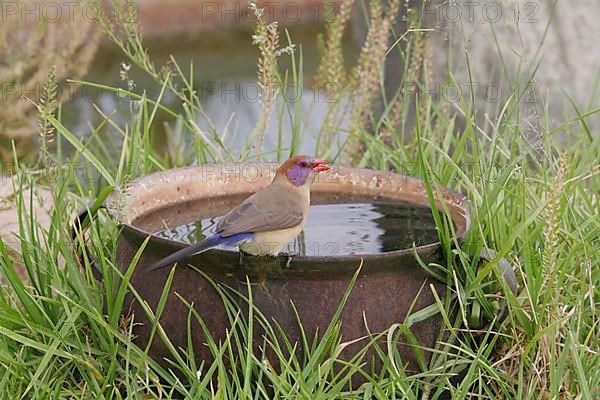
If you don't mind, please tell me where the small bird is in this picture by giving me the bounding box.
[148,156,330,271]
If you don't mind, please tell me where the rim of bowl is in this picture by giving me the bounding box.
[104,164,471,263]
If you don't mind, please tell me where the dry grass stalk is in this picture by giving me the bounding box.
[380,91,404,143]
[314,0,355,89]
[253,21,279,154]
[345,0,401,159]
[352,0,384,94]
[541,154,567,286]
[249,1,295,156]
[315,0,355,153]
[536,153,569,395]
[380,15,421,145]
[0,0,99,142]
[37,66,59,166]
[380,6,437,144]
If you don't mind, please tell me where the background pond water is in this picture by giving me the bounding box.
[62,25,357,159]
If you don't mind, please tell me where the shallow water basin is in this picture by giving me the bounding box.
[105,164,469,378]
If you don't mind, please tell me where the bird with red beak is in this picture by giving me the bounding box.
[149,155,330,271]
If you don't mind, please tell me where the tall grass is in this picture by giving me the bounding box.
[0,0,598,398]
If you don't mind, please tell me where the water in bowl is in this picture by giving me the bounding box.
[154,202,442,256]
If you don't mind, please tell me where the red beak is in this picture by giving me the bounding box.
[311,159,329,173]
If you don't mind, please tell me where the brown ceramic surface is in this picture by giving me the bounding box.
[105,164,470,377]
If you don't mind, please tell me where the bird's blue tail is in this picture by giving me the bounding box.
[148,232,253,271]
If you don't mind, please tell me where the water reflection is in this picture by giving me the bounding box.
[61,26,356,158]
[156,202,442,256]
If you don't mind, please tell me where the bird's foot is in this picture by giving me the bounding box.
[259,278,272,298]
[285,255,295,269]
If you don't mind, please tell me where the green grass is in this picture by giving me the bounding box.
[0,2,599,398]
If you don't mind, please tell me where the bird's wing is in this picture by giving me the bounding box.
[216,184,305,236]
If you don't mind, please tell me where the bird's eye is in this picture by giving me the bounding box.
[299,161,308,168]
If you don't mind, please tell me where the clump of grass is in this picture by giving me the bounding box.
[0,1,598,398]
[2,88,595,397]
[531,153,575,396]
